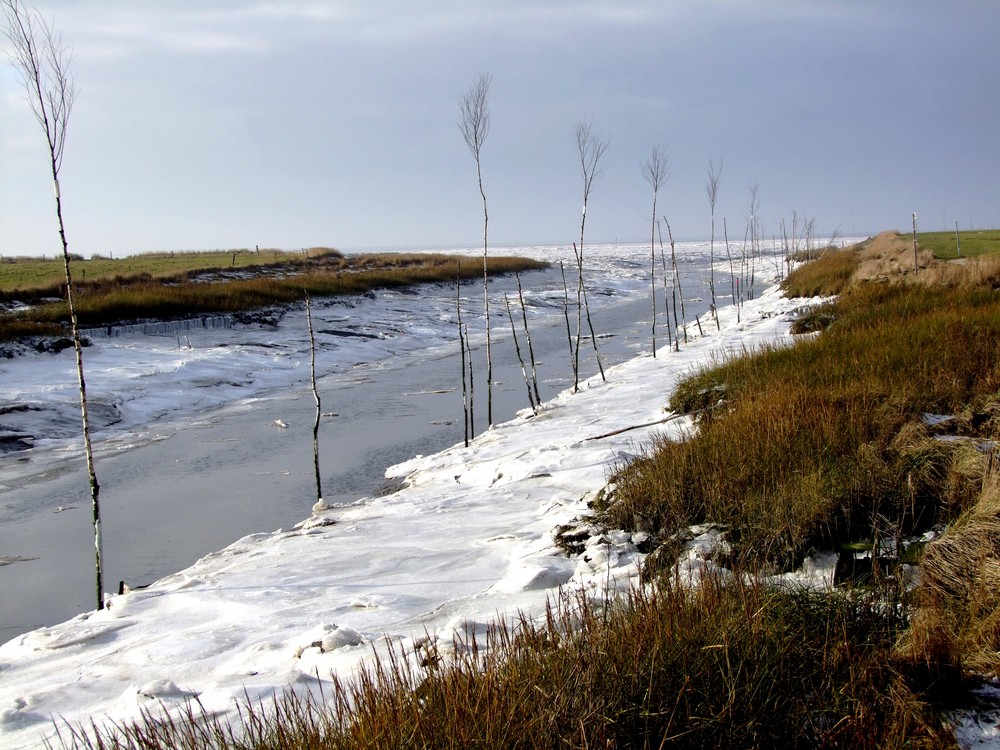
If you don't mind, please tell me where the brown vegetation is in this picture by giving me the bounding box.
[0,253,547,343]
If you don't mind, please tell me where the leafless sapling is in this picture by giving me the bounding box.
[573,119,608,389]
[459,72,494,427]
[3,0,105,609]
[642,145,669,357]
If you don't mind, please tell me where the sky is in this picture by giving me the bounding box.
[1,0,997,257]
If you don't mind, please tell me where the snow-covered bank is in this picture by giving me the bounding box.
[0,284,813,748]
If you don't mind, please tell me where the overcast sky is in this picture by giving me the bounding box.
[2,1,997,257]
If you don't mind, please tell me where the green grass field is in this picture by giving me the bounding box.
[918,229,1000,259]
[0,247,340,293]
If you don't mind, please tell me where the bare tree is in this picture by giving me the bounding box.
[706,159,722,330]
[459,72,494,426]
[573,120,607,389]
[3,0,106,610]
[642,145,669,357]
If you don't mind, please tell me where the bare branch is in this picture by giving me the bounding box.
[706,158,723,213]
[458,72,491,162]
[576,119,608,206]
[3,0,76,172]
[642,144,670,193]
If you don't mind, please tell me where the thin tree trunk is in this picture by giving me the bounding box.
[505,293,536,415]
[581,269,605,382]
[465,323,475,438]
[574,240,604,385]
[457,274,469,447]
[709,214,719,329]
[560,260,577,385]
[515,272,541,406]
[665,218,687,344]
[573,242,584,391]
[479,162,492,426]
[649,191,658,357]
[305,293,327,512]
[656,220,672,347]
[724,219,738,324]
[56,177,103,609]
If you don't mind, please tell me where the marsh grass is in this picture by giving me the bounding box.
[602,280,1000,571]
[57,579,949,750]
[782,247,860,297]
[902,464,1000,677]
[0,253,546,340]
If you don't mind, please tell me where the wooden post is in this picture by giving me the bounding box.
[912,213,919,272]
[955,221,962,258]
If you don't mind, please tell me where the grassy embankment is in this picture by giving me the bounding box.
[60,231,1000,748]
[0,248,546,342]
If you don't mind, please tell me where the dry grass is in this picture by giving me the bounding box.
[783,246,860,297]
[904,462,1000,676]
[602,277,1000,572]
[0,254,547,342]
[56,580,952,750]
[804,231,1000,291]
